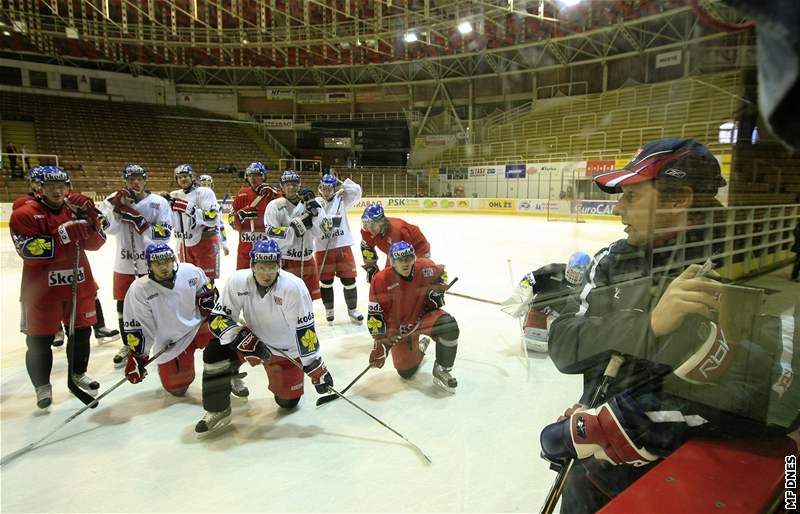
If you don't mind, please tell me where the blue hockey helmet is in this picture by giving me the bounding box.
[245,162,267,177]
[250,239,281,265]
[361,204,385,222]
[27,166,43,183]
[564,251,591,285]
[122,164,148,180]
[389,241,415,262]
[36,165,70,185]
[280,169,301,186]
[198,174,213,187]
[319,174,337,189]
[174,163,194,177]
[145,243,175,265]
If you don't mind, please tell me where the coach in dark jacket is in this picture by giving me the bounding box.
[542,138,793,513]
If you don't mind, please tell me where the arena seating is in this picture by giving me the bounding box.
[431,70,744,167]
[0,91,282,201]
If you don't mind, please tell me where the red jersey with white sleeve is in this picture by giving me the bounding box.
[367,258,445,341]
[231,186,280,269]
[9,195,106,307]
[360,217,431,268]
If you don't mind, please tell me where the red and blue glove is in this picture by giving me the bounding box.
[234,328,272,366]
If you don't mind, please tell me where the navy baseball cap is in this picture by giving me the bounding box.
[593,138,727,194]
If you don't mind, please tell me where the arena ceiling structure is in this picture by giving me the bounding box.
[0,0,751,88]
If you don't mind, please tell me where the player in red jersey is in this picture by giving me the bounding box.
[13,167,119,347]
[360,204,431,283]
[9,166,107,409]
[230,162,280,269]
[367,241,458,393]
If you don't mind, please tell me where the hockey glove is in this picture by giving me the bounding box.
[125,352,150,384]
[672,321,733,385]
[118,205,150,234]
[540,393,661,467]
[196,283,219,319]
[363,263,378,283]
[170,197,195,216]
[233,328,272,366]
[109,188,134,209]
[56,220,91,245]
[254,183,276,197]
[304,358,334,394]
[236,208,257,226]
[426,288,446,310]
[290,212,313,237]
[369,338,391,368]
[297,188,316,204]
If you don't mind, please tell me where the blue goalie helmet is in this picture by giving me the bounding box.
[145,243,175,265]
[280,169,301,185]
[36,165,70,184]
[565,251,591,286]
[122,163,148,180]
[389,241,415,261]
[245,162,266,177]
[361,204,385,222]
[319,174,337,188]
[250,239,281,264]
[174,163,193,177]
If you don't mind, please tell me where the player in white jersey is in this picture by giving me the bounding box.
[312,173,364,324]
[197,240,334,436]
[198,174,230,257]
[168,164,221,281]
[264,170,326,301]
[100,164,172,367]
[122,243,240,396]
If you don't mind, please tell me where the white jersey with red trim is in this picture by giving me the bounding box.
[100,192,172,275]
[313,178,362,251]
[208,269,321,367]
[122,263,209,364]
[169,186,220,247]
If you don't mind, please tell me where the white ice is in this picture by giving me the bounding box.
[0,213,624,513]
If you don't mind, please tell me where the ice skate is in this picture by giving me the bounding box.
[71,373,100,395]
[326,308,335,323]
[432,362,457,394]
[195,408,232,437]
[348,308,364,325]
[52,329,65,348]
[94,326,121,345]
[112,345,130,368]
[35,384,52,409]
[231,372,249,398]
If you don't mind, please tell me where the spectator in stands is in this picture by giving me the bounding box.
[791,220,800,282]
[5,141,18,176]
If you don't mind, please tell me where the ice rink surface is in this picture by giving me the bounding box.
[0,212,624,513]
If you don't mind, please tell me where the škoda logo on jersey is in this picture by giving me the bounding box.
[48,267,86,286]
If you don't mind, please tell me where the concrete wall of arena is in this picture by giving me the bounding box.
[0,58,177,105]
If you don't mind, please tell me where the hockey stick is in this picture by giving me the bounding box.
[508,260,530,376]
[445,291,502,306]
[65,242,96,407]
[267,345,432,465]
[315,277,459,407]
[0,344,173,467]
[540,353,625,514]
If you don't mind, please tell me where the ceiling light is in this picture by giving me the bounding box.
[558,0,582,6]
[241,38,248,44]
[2,30,10,36]
[457,21,472,34]
[404,32,418,43]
